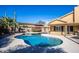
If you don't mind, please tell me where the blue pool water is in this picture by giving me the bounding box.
[16,35,63,47]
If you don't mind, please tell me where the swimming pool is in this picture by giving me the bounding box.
[16,35,63,47]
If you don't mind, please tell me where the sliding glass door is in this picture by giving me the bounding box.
[54,26,64,32]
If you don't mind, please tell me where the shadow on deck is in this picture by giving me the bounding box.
[10,46,66,53]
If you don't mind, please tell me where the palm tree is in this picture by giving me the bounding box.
[0,10,18,35]
[0,17,8,28]
[0,16,18,34]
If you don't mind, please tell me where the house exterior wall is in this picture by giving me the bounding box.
[49,6,79,35]
[60,13,73,24]
[49,25,66,35]
[74,6,79,23]
[42,27,50,33]
[49,31,65,35]
[49,20,66,25]
[19,23,44,32]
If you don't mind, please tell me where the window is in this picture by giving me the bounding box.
[67,26,73,32]
[53,26,63,32]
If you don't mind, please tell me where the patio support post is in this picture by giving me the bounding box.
[50,26,54,33]
[73,25,76,35]
[64,25,67,36]
[30,26,32,32]
[49,26,52,34]
[48,27,50,33]
[73,8,75,35]
[41,27,43,32]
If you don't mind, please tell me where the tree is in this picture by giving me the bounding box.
[0,17,9,28]
[37,20,46,25]
[0,16,18,34]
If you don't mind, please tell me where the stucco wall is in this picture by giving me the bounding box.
[74,6,79,23]
[60,13,73,24]
[49,13,74,25]
[49,20,66,25]
[50,31,65,35]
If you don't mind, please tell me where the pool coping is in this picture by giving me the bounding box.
[13,33,79,53]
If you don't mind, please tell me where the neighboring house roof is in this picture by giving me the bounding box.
[19,22,43,26]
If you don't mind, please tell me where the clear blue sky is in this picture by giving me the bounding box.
[0,5,76,24]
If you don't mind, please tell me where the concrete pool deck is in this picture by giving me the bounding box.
[0,33,79,53]
[42,34,79,53]
[0,33,30,52]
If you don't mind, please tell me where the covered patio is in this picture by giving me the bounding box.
[48,12,79,35]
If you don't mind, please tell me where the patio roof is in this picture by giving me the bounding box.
[48,20,67,25]
[48,12,74,26]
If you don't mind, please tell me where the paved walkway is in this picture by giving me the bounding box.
[42,34,79,53]
[65,35,79,44]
